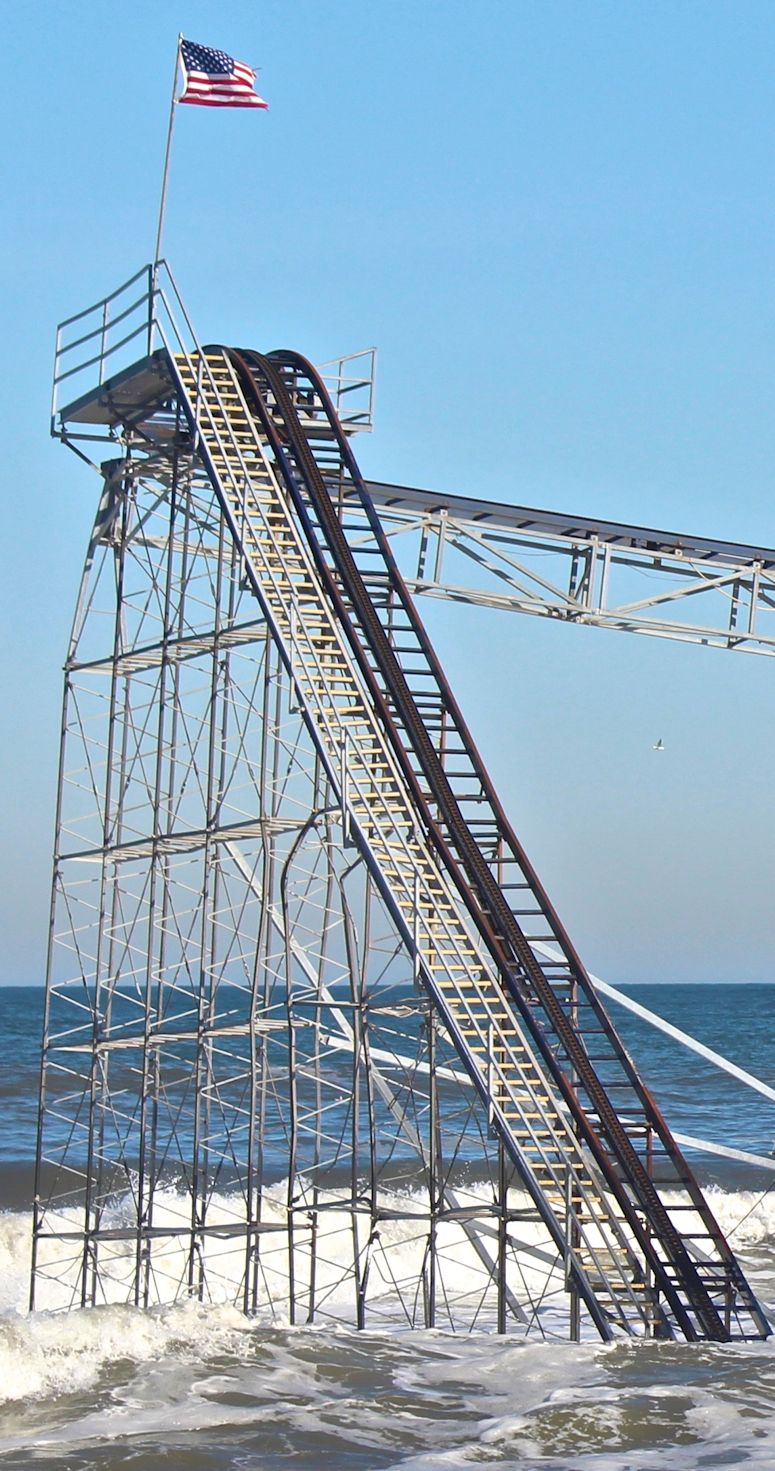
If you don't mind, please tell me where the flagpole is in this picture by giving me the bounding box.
[150,33,182,348]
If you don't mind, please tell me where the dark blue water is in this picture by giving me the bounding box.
[0,987,43,1203]
[3,982,774,1205]
[606,981,775,1183]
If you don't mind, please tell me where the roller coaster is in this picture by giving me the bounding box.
[31,264,772,1341]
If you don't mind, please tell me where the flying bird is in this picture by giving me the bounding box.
[653,738,665,752]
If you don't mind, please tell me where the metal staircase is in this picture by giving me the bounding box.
[166,345,767,1340]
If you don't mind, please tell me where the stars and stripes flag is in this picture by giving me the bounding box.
[179,39,269,109]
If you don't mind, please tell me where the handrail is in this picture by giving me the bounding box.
[56,288,152,362]
[55,263,153,332]
[315,347,376,427]
[51,263,376,438]
[55,322,153,388]
[51,261,205,432]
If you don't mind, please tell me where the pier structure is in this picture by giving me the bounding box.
[31,265,771,1341]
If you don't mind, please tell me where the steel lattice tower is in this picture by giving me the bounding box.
[32,414,556,1332]
[30,267,770,1343]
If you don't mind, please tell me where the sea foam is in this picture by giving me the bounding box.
[2,1179,774,1410]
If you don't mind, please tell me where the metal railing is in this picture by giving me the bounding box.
[51,263,377,436]
[316,347,376,431]
[52,264,158,431]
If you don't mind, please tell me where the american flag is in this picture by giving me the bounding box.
[179,39,268,109]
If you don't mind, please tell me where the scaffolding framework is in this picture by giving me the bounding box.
[31,265,771,1343]
[32,438,569,1333]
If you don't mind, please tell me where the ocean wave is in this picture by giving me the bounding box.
[4,1319,775,1469]
[0,1297,253,1405]
[1,1177,774,1412]
[700,1185,775,1245]
[19,1180,571,1325]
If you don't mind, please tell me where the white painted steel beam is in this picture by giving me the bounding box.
[364,480,775,656]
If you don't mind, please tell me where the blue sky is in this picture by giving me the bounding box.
[3,0,775,985]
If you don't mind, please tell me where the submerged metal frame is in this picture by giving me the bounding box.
[31,265,775,1342]
[32,367,574,1334]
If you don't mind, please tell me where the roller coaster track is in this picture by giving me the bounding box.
[162,342,768,1341]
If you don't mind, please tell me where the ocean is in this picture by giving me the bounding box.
[2,981,775,1469]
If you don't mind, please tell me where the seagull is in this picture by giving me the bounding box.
[653,738,665,752]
